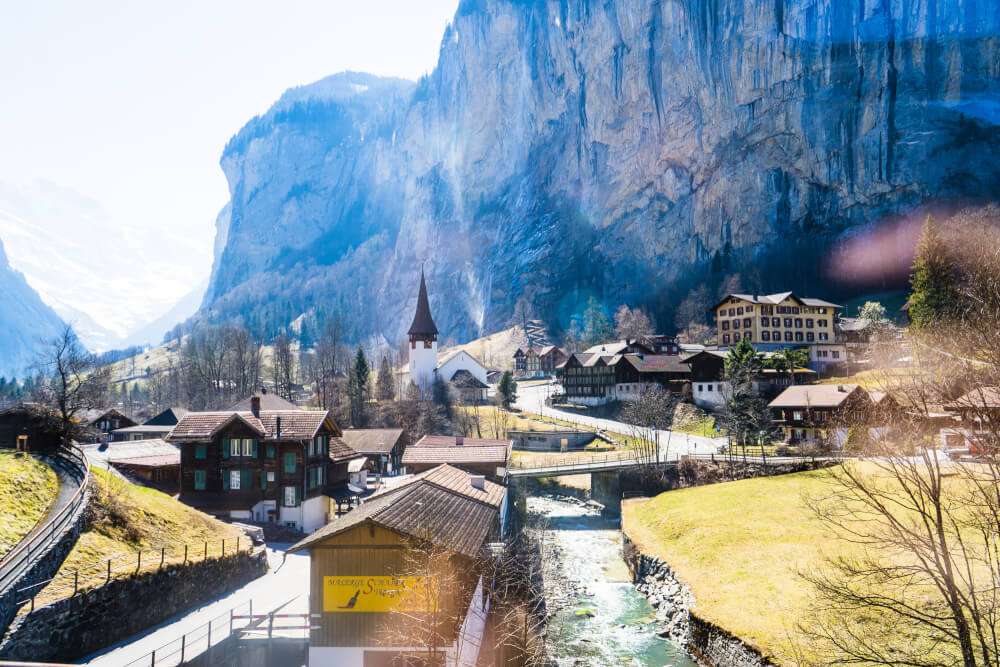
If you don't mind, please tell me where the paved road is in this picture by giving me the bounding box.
[79,544,310,666]
[0,453,86,594]
[514,382,728,461]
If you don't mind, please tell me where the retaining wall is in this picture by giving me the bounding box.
[0,549,268,663]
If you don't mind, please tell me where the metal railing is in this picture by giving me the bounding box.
[122,601,309,667]
[0,445,90,594]
[510,449,823,476]
[15,537,255,611]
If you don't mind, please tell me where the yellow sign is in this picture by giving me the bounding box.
[323,576,438,613]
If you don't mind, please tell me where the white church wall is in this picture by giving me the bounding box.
[437,351,488,386]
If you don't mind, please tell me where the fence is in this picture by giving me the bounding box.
[509,450,640,472]
[122,601,309,667]
[15,537,254,612]
[0,445,90,593]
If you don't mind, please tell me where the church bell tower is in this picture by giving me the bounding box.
[407,268,439,391]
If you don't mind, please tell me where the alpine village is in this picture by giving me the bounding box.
[0,2,998,667]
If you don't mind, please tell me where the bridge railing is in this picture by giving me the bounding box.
[0,444,90,593]
[509,450,641,472]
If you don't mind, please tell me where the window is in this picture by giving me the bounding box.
[707,384,713,392]
[784,318,793,328]
[792,306,800,314]
[762,331,770,341]
[308,468,317,489]
[195,444,207,460]
[194,470,206,490]
[722,334,730,345]
[744,332,752,342]
[806,319,814,328]
[722,320,730,330]
[697,384,703,392]
[772,317,780,327]
[267,471,275,482]
[313,435,327,456]
[832,351,840,359]
[806,332,814,342]
[241,439,256,457]
[733,332,741,342]
[795,318,803,328]
[284,452,296,474]
[733,319,740,329]
[230,470,241,490]
[793,410,804,421]
[819,332,829,341]
[773,331,780,340]
[761,317,769,327]
[784,332,793,341]
[283,486,297,508]
[743,318,752,328]
[737,307,743,315]
[795,332,804,342]
[818,319,827,327]
[746,305,753,312]
[818,307,827,314]
[266,444,275,458]
[728,308,735,316]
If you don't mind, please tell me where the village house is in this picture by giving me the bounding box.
[685,350,815,410]
[167,395,360,533]
[79,407,137,444]
[713,292,843,351]
[106,438,181,492]
[767,384,897,446]
[0,404,65,452]
[288,463,507,667]
[558,350,691,405]
[941,386,1000,452]
[513,345,568,378]
[401,434,511,479]
[113,407,188,442]
[398,269,490,401]
[339,428,409,476]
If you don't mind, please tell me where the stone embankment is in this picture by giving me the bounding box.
[625,536,777,667]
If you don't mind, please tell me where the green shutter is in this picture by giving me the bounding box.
[260,471,266,490]
[222,439,230,459]
[295,485,302,506]
[222,470,229,490]
[266,444,275,458]
[195,444,206,460]
[241,469,251,490]
[194,470,206,490]
[251,440,258,458]
[284,452,296,474]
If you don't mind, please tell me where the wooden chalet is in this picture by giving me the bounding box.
[941,387,1000,451]
[79,408,137,443]
[288,464,507,667]
[768,384,882,445]
[107,439,181,492]
[513,346,567,378]
[558,351,692,405]
[0,405,65,452]
[683,350,815,410]
[113,407,188,442]
[339,428,409,476]
[167,395,359,533]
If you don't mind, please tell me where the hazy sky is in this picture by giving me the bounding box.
[0,0,457,344]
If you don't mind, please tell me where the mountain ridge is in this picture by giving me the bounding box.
[196,0,1000,345]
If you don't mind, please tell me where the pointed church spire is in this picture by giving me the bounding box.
[408,267,438,340]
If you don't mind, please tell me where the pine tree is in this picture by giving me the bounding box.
[908,215,961,330]
[582,297,613,346]
[497,371,518,409]
[347,346,371,427]
[376,355,395,401]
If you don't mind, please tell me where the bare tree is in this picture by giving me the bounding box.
[620,388,676,466]
[271,333,295,401]
[313,315,342,409]
[614,305,656,340]
[33,324,111,443]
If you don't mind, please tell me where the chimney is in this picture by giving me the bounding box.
[470,474,486,491]
[276,416,282,439]
[837,385,846,393]
[456,435,464,447]
[251,395,261,417]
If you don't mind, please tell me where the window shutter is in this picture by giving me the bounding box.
[252,440,258,458]
[222,439,230,459]
[295,485,302,507]
[266,444,275,458]
[222,470,229,490]
[241,469,251,490]
[260,471,266,490]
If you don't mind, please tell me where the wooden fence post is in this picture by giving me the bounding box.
[136,550,142,574]
[180,635,185,663]
[204,541,208,560]
[73,570,78,595]
[222,538,225,556]
[183,544,188,564]
[107,558,111,583]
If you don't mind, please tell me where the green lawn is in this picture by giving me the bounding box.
[622,466,896,665]
[0,452,59,557]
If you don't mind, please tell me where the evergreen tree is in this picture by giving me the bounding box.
[582,297,613,346]
[376,355,395,401]
[723,338,772,455]
[431,375,452,417]
[497,371,518,409]
[908,215,961,330]
[347,346,371,427]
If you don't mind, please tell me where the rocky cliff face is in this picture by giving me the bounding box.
[202,0,1000,344]
[0,237,66,378]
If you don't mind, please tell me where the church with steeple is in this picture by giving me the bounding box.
[400,269,489,402]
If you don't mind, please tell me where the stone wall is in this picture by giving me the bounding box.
[623,534,776,667]
[509,429,595,452]
[0,549,268,663]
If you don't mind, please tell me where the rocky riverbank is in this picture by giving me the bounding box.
[625,536,777,667]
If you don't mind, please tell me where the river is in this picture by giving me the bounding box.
[526,494,697,667]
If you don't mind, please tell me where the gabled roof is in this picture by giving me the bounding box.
[449,369,488,389]
[340,428,405,455]
[583,341,630,355]
[77,408,134,426]
[768,384,866,409]
[289,474,499,558]
[369,463,506,508]
[712,292,843,311]
[143,407,188,427]
[437,348,487,370]
[168,409,340,443]
[620,354,691,374]
[402,436,510,467]
[945,387,1000,411]
[408,268,438,338]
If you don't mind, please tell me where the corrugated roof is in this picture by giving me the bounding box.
[413,435,510,447]
[112,454,180,468]
[107,439,179,461]
[402,445,509,466]
[289,477,499,558]
[340,428,404,455]
[369,464,506,508]
[768,384,863,408]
